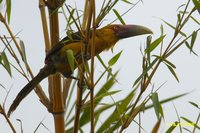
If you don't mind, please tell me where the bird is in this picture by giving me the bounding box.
[7,24,152,116]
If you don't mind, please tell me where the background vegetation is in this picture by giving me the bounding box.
[0,0,200,132]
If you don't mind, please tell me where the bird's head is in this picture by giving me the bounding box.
[105,24,153,39]
[96,24,152,46]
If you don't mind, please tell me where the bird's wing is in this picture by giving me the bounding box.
[45,32,82,62]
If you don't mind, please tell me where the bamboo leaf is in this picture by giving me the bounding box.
[160,24,164,36]
[106,67,112,80]
[133,58,158,87]
[66,50,74,72]
[19,40,27,63]
[0,52,12,76]
[166,121,179,133]
[121,0,133,5]
[151,92,164,119]
[185,41,198,56]
[163,59,176,69]
[6,0,11,23]
[146,35,166,53]
[189,101,199,109]
[161,19,186,37]
[66,8,75,29]
[190,16,200,26]
[66,102,121,132]
[113,9,126,25]
[97,55,115,78]
[108,92,188,132]
[181,117,200,130]
[177,13,181,24]
[124,101,146,128]
[192,0,200,15]
[82,90,121,109]
[0,53,2,63]
[145,92,189,110]
[97,90,135,133]
[107,92,188,132]
[72,72,118,128]
[108,50,122,66]
[146,35,152,64]
[190,31,197,52]
[166,64,179,82]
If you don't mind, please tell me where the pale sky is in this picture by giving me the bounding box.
[0,0,200,132]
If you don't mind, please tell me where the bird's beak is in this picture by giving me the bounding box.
[116,25,153,39]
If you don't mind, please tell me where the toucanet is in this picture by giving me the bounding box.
[8,24,152,116]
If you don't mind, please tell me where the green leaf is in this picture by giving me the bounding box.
[97,55,115,77]
[19,40,27,63]
[145,92,189,110]
[66,8,75,29]
[161,19,186,37]
[177,13,181,24]
[66,50,74,72]
[185,41,198,56]
[150,92,164,119]
[67,72,118,128]
[6,0,11,23]
[0,52,12,76]
[0,54,2,63]
[133,58,158,87]
[190,16,200,26]
[66,102,121,132]
[108,50,122,66]
[113,9,126,25]
[163,58,176,69]
[96,90,135,133]
[189,101,199,109]
[181,117,200,130]
[166,121,179,133]
[146,35,152,64]
[160,24,164,36]
[192,0,200,15]
[83,90,121,109]
[121,0,133,5]
[166,64,179,82]
[146,35,166,53]
[191,31,197,53]
[108,92,188,132]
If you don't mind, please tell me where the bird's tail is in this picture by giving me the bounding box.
[8,65,54,116]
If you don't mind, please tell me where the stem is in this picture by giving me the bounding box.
[0,105,16,133]
[54,113,65,133]
[47,0,65,132]
[74,80,83,133]
[39,0,51,51]
[90,0,96,132]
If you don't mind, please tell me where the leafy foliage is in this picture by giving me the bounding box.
[0,0,200,132]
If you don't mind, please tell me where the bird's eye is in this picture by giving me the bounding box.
[113,26,119,31]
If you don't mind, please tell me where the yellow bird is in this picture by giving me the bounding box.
[8,24,152,116]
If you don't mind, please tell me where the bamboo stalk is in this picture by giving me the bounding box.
[47,0,65,132]
[73,1,91,132]
[39,0,51,51]
[90,0,96,132]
